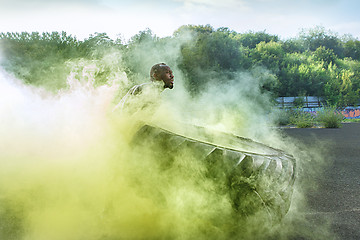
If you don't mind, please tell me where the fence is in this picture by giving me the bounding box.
[276,96,324,108]
[276,96,360,119]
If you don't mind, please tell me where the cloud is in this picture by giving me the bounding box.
[0,0,101,11]
[0,0,359,41]
[0,0,99,4]
[174,0,249,12]
[331,21,360,37]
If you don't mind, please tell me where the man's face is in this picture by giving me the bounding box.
[159,66,174,89]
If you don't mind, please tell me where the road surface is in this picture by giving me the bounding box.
[282,123,360,240]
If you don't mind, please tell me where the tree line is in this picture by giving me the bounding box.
[1,25,360,107]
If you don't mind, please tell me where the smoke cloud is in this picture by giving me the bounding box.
[0,36,333,240]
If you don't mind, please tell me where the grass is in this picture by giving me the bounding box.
[275,106,351,128]
[272,109,292,126]
[343,118,360,123]
[290,109,315,128]
[316,106,344,128]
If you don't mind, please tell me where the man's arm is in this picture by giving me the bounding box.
[112,84,142,112]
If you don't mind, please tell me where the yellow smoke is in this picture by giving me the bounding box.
[0,66,238,240]
[0,47,332,239]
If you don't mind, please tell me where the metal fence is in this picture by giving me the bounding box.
[276,96,324,108]
[275,97,360,119]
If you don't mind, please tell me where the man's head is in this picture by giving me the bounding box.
[150,63,174,89]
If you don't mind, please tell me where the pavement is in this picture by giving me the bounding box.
[281,123,360,240]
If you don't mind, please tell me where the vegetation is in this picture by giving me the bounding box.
[273,105,347,128]
[272,109,292,126]
[316,106,344,128]
[293,97,305,108]
[343,118,360,123]
[1,24,360,106]
[289,109,315,128]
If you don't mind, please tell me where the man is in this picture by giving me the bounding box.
[150,63,174,90]
[113,63,174,112]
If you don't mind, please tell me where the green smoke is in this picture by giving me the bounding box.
[0,33,333,239]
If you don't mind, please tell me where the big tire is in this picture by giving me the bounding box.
[131,124,296,222]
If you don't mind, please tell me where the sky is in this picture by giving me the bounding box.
[0,0,359,41]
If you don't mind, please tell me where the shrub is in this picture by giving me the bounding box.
[316,106,343,128]
[293,97,305,108]
[272,109,292,126]
[290,109,315,128]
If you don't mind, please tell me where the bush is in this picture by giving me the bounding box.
[290,109,315,128]
[293,97,305,108]
[272,109,292,126]
[316,106,343,128]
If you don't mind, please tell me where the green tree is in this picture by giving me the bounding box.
[249,40,284,72]
[0,31,83,89]
[80,32,119,58]
[0,31,124,90]
[312,46,337,66]
[338,69,360,106]
[234,30,279,49]
[277,52,329,97]
[298,26,344,57]
[176,25,244,93]
[343,39,360,60]
[121,29,159,82]
[282,38,306,53]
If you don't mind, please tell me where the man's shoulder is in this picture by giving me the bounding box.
[131,82,164,95]
[130,82,153,95]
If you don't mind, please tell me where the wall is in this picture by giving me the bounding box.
[302,107,360,119]
[341,107,360,119]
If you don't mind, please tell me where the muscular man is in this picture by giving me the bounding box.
[113,63,174,112]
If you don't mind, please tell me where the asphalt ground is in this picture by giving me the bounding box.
[281,123,360,240]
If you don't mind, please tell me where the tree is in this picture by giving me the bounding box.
[343,39,360,60]
[277,52,329,97]
[338,69,360,106]
[249,40,284,72]
[234,30,279,49]
[298,26,344,57]
[176,25,243,93]
[312,46,337,66]
[282,38,306,53]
